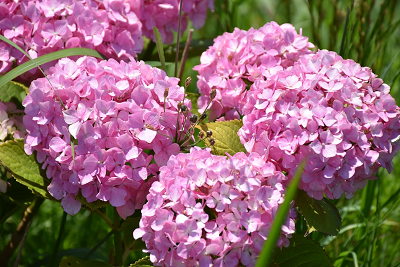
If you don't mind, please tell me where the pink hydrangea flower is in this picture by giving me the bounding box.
[23,56,193,217]
[238,49,400,200]
[193,21,314,121]
[0,0,143,81]
[134,147,296,267]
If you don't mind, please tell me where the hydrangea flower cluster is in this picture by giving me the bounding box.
[0,0,215,81]
[0,101,26,141]
[193,21,314,121]
[141,0,215,44]
[239,49,400,200]
[0,0,144,79]
[22,56,193,217]
[134,147,296,267]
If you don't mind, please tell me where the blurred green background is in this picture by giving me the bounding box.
[1,0,400,266]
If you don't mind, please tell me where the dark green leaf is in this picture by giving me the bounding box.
[294,190,342,236]
[152,26,167,73]
[59,256,113,267]
[75,192,108,211]
[0,139,53,199]
[0,176,34,206]
[271,234,333,267]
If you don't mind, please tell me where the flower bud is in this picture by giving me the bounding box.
[185,77,192,88]
[164,87,169,98]
[145,124,156,131]
[200,113,207,121]
[209,138,215,146]
[177,102,183,110]
[210,89,217,100]
[189,114,198,124]
[198,131,205,139]
[206,130,212,137]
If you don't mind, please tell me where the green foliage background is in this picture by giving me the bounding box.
[1,0,400,266]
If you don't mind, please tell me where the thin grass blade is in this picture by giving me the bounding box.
[256,161,304,267]
[152,26,167,73]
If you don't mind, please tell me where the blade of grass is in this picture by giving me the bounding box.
[0,35,106,89]
[256,161,304,267]
[174,0,184,77]
[152,26,167,73]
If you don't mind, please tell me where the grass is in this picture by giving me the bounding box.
[1,0,400,266]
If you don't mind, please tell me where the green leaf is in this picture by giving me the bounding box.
[59,256,113,267]
[195,119,246,156]
[121,217,145,252]
[145,61,174,68]
[129,256,153,267]
[75,191,108,211]
[152,26,167,73]
[271,234,333,267]
[0,81,27,103]
[0,139,53,199]
[294,190,342,236]
[0,176,34,206]
[256,162,304,267]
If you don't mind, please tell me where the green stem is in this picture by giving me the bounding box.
[114,208,123,266]
[0,197,44,264]
[84,230,114,260]
[95,210,114,229]
[47,211,67,267]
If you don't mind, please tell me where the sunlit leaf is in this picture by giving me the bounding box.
[195,119,246,156]
[129,256,153,267]
[0,139,53,199]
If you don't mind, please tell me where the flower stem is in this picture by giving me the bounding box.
[47,211,67,267]
[113,208,123,266]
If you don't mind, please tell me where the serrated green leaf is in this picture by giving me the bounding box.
[59,256,113,267]
[0,139,54,199]
[294,190,342,236]
[76,191,108,211]
[271,234,333,267]
[129,256,153,267]
[195,119,246,156]
[0,81,27,103]
[152,26,167,73]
